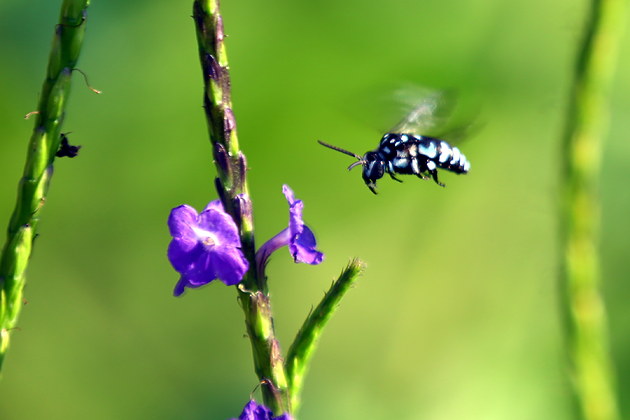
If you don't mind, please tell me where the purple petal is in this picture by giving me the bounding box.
[186,251,219,286]
[231,400,293,420]
[168,238,202,273]
[287,199,304,239]
[203,199,225,213]
[212,246,249,286]
[173,272,213,296]
[198,209,241,247]
[172,246,249,294]
[282,185,296,205]
[289,225,324,265]
[237,400,272,420]
[282,186,305,240]
[173,276,188,297]
[283,186,323,265]
[172,255,220,296]
[168,205,199,239]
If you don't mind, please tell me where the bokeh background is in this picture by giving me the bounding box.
[1,1,629,419]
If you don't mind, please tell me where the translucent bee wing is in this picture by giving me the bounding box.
[389,86,456,135]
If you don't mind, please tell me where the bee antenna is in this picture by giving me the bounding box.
[317,140,362,160]
[347,161,364,171]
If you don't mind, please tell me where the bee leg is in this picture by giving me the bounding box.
[388,173,403,183]
[429,169,446,187]
[367,181,378,195]
[416,173,430,181]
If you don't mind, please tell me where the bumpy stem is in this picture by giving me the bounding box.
[192,0,290,414]
[560,0,624,419]
[285,259,363,413]
[0,0,90,370]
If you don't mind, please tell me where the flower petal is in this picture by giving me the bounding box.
[173,276,188,297]
[289,225,324,265]
[168,238,202,273]
[237,400,272,420]
[186,251,219,286]
[168,205,199,239]
[203,199,225,213]
[287,199,304,239]
[212,246,249,286]
[282,185,296,205]
[198,208,241,247]
[283,186,305,240]
[173,270,214,297]
[231,400,293,420]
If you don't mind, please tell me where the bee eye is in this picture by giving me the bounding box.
[364,159,383,179]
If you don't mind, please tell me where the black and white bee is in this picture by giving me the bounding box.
[318,91,471,194]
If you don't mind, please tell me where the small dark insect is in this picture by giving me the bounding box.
[56,133,81,158]
[319,91,471,194]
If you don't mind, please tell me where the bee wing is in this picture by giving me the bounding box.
[389,87,456,135]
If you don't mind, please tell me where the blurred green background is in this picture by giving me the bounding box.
[1,0,629,419]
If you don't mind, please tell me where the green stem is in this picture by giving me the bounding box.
[560,0,625,419]
[192,0,290,414]
[0,0,90,371]
[285,259,363,413]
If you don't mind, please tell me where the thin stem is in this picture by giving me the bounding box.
[0,0,90,370]
[285,259,363,413]
[560,0,625,419]
[192,0,290,414]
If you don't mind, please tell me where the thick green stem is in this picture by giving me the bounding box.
[0,0,90,370]
[285,259,363,413]
[192,0,290,414]
[560,0,624,419]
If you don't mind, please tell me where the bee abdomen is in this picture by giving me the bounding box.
[431,139,470,174]
[381,133,470,175]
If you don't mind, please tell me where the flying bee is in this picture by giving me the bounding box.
[318,90,471,194]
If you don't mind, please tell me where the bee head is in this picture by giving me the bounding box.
[347,151,384,194]
[360,151,384,194]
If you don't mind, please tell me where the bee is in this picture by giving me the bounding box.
[318,90,471,194]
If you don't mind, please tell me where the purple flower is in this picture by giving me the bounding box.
[168,200,249,296]
[256,185,324,275]
[231,400,293,420]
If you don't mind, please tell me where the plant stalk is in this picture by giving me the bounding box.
[560,0,625,419]
[0,0,90,370]
[192,0,290,414]
[285,259,363,413]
